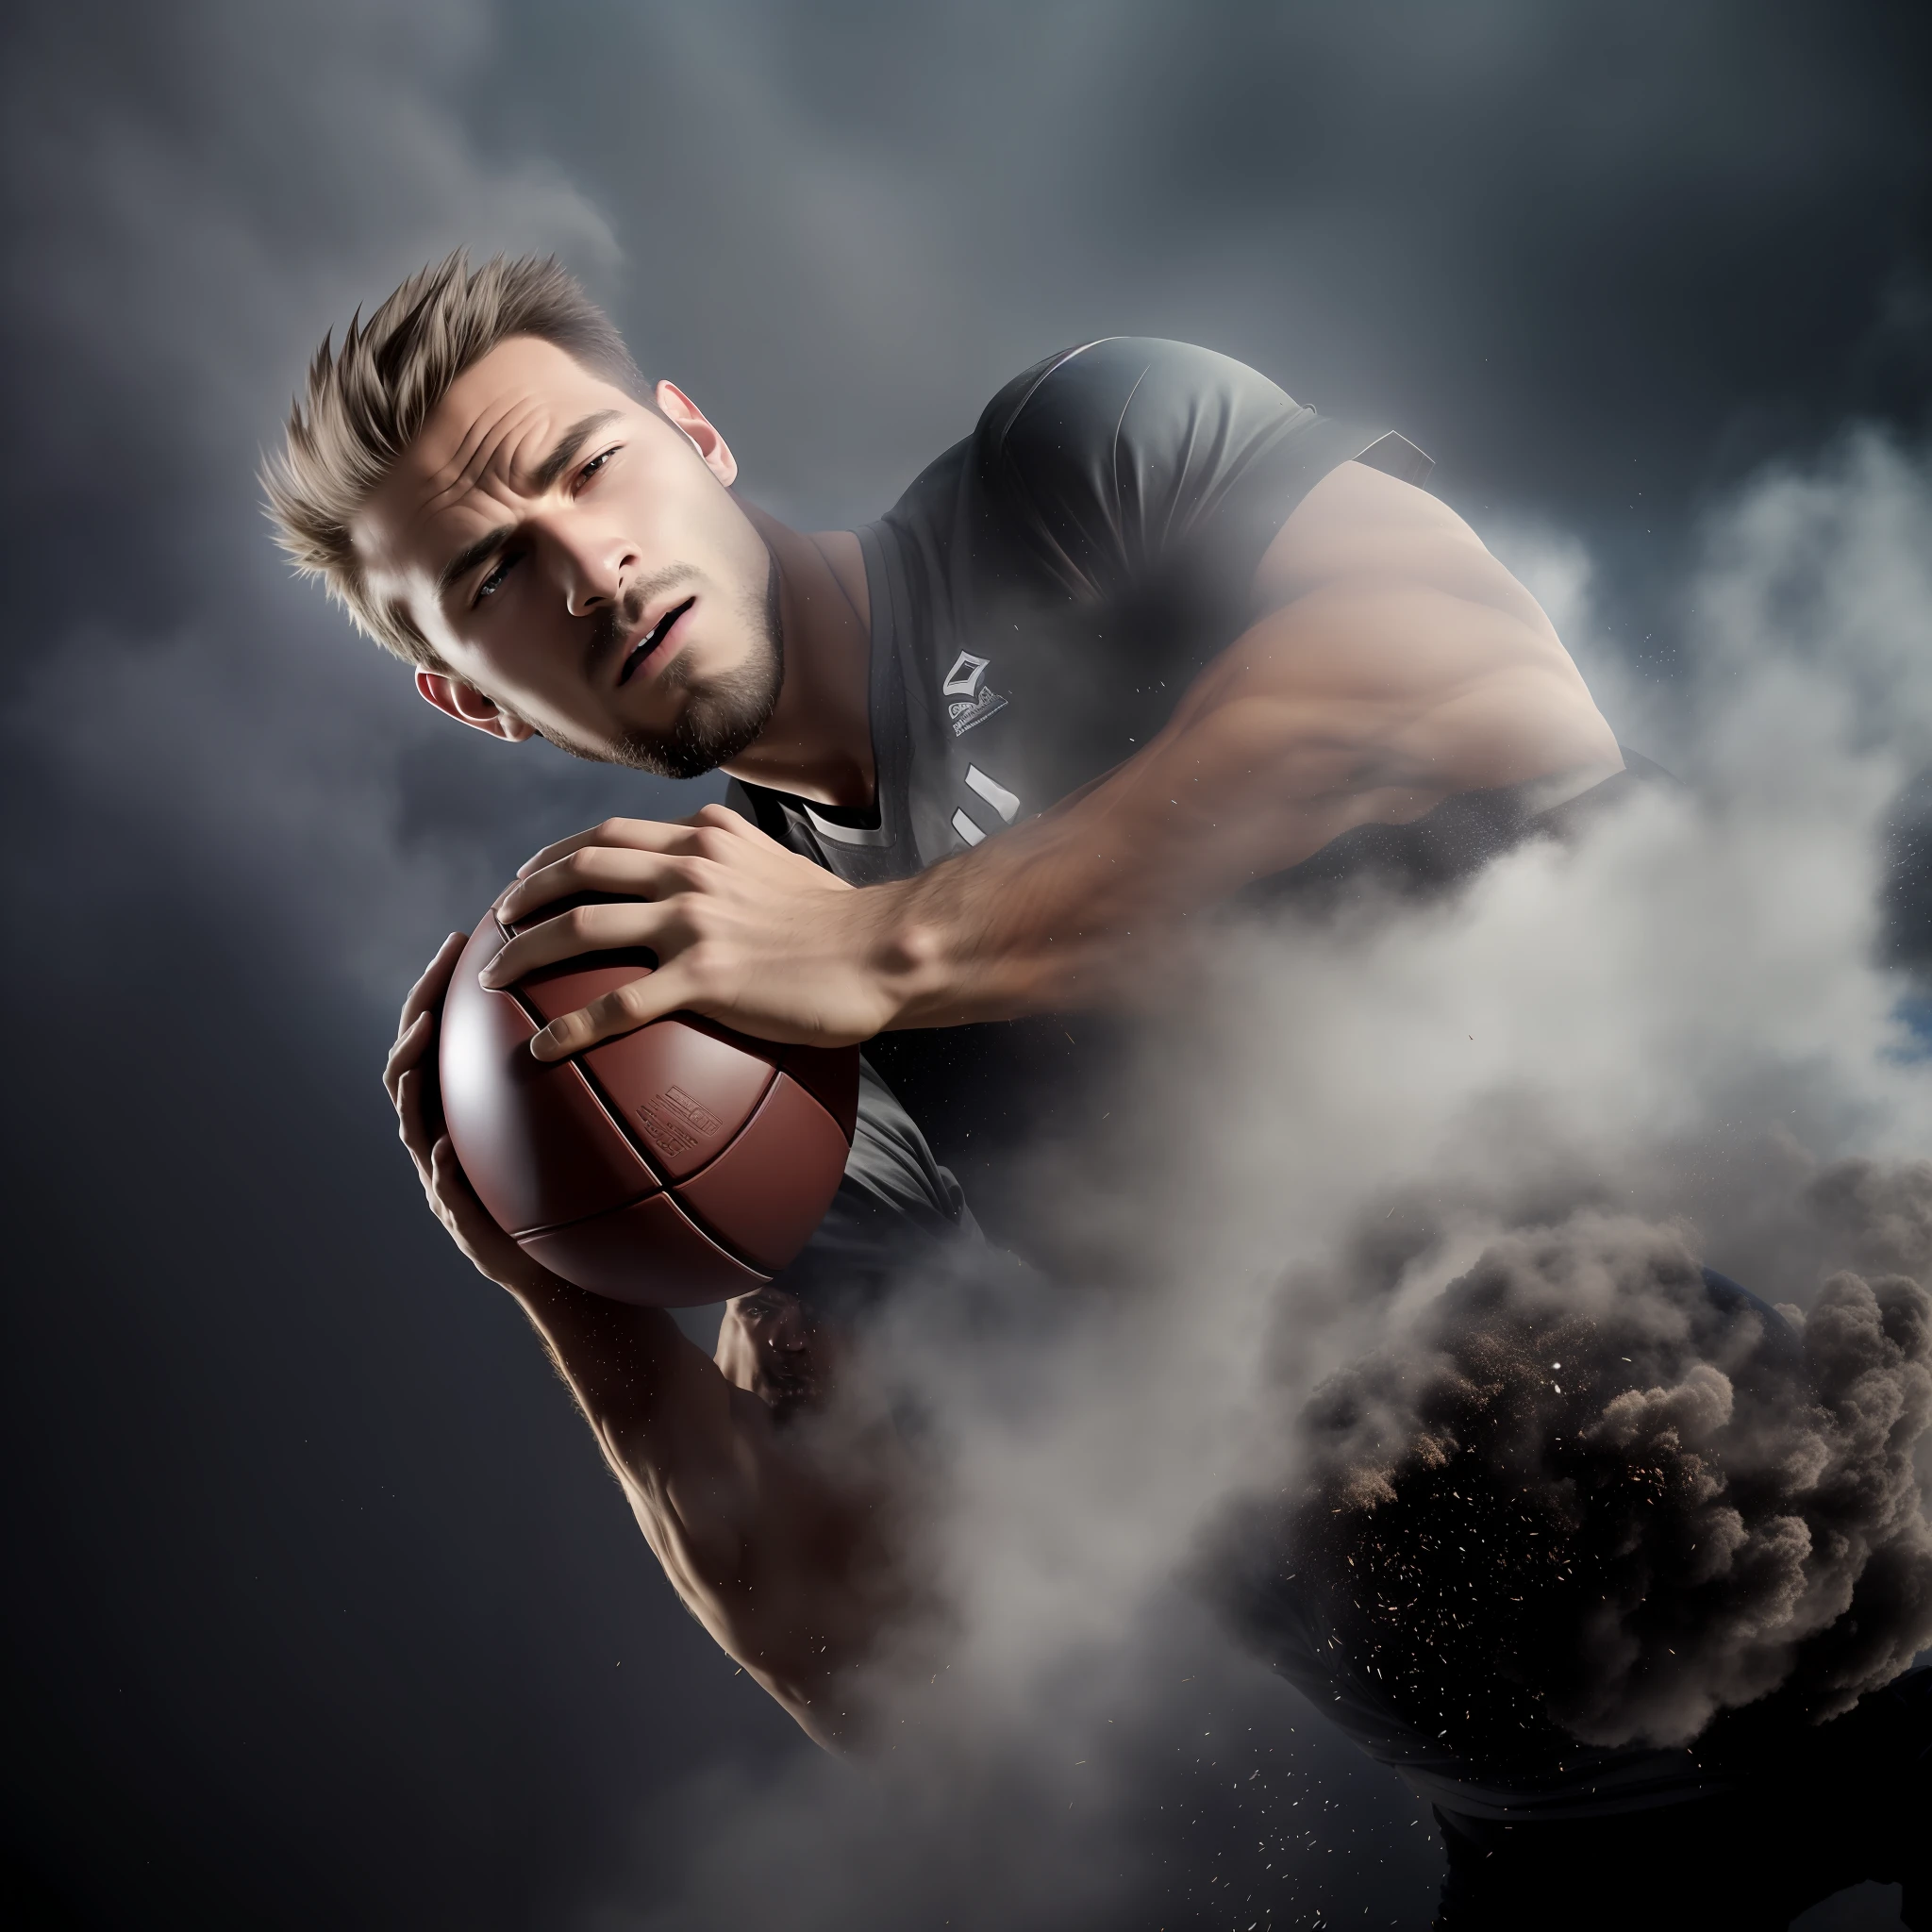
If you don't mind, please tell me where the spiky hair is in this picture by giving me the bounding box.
[261,251,643,666]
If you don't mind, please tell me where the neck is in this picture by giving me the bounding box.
[722,506,874,809]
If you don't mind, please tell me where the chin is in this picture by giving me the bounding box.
[631,667,782,779]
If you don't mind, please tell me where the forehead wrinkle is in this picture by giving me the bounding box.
[419,391,557,522]
[358,399,533,591]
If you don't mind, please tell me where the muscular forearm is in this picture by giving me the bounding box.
[872,731,1325,1024]
[507,1271,700,1441]
[870,589,1622,1029]
[505,1277,786,1641]
[508,1273,893,1734]
[866,767,1208,1026]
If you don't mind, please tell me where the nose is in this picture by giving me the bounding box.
[541,510,639,619]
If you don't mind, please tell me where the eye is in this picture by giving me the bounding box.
[474,551,520,604]
[576,446,620,489]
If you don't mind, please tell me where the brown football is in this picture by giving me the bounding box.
[438,903,858,1307]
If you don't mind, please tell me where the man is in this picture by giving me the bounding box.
[273,248,1624,1216]
[270,251,1624,1734]
[280,255,1932,1926]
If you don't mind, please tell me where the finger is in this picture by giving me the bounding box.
[513,815,700,879]
[395,1064,441,1173]
[479,898,685,989]
[527,960,697,1060]
[496,844,698,926]
[427,1133,487,1216]
[427,1134,491,1247]
[382,1008,434,1109]
[396,931,469,1036]
[678,801,758,836]
[429,1134,530,1275]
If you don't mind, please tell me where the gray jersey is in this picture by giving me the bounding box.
[729,337,1427,1230]
[730,335,1425,885]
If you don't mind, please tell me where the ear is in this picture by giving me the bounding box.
[415,669,538,742]
[655,380,739,488]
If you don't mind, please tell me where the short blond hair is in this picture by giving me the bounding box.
[262,251,643,667]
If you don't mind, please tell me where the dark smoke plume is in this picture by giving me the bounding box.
[1224,1208,1932,1771]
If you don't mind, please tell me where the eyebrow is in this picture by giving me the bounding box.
[528,408,621,493]
[435,410,623,600]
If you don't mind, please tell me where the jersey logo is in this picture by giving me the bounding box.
[942,652,1008,736]
[942,652,991,697]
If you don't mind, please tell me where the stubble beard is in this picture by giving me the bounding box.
[543,556,785,780]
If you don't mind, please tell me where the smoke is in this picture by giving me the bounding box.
[1222,1210,1932,1766]
[2,1,1925,1924]
[598,427,1932,1925]
[1810,1157,1932,1281]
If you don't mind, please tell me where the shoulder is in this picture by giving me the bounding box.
[962,339,1342,599]
[975,336,1308,478]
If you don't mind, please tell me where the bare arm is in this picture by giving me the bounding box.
[879,461,1621,1021]
[386,937,906,1745]
[480,461,1623,1048]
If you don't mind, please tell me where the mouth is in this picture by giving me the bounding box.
[616,595,697,688]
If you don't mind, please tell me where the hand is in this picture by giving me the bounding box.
[479,804,917,1058]
[384,932,560,1298]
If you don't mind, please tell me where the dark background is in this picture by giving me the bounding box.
[2,2,1927,1926]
